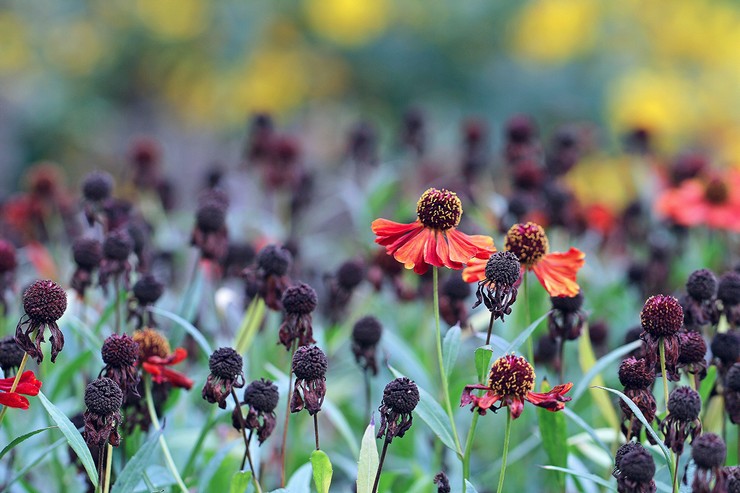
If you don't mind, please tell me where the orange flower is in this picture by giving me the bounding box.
[133,329,194,390]
[371,188,494,275]
[655,172,740,232]
[460,354,572,419]
[463,222,584,297]
[0,371,42,410]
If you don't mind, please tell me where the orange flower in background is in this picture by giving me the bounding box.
[463,221,584,297]
[655,171,740,232]
[133,329,194,390]
[0,371,42,410]
[372,188,495,275]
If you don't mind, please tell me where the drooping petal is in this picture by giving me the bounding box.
[372,219,424,248]
[446,229,487,264]
[392,227,433,274]
[13,372,42,396]
[467,234,496,260]
[525,382,573,412]
[0,392,30,409]
[158,367,194,389]
[460,383,491,407]
[507,396,526,419]
[531,248,585,297]
[423,230,444,268]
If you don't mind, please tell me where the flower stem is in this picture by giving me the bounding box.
[659,338,670,412]
[103,443,113,493]
[364,370,372,424]
[144,376,188,493]
[371,439,391,493]
[313,413,320,450]
[496,412,512,493]
[485,313,494,346]
[672,451,679,493]
[523,272,533,362]
[462,412,480,492]
[231,388,262,493]
[432,267,464,458]
[0,352,29,425]
[280,343,296,487]
[114,279,121,334]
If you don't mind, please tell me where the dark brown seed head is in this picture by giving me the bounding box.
[196,202,226,232]
[640,295,683,337]
[282,282,317,315]
[678,331,707,364]
[208,347,243,380]
[292,345,327,381]
[101,334,139,368]
[0,335,25,372]
[82,171,113,202]
[667,386,701,422]
[484,251,521,286]
[619,446,655,482]
[336,259,365,290]
[0,239,17,273]
[618,357,655,389]
[551,291,584,312]
[711,331,740,365]
[686,269,718,301]
[352,316,383,347]
[244,378,279,413]
[416,188,462,231]
[692,433,726,469]
[614,441,642,472]
[257,245,292,276]
[103,229,134,261]
[23,279,67,323]
[719,272,740,306]
[84,377,123,416]
[133,274,164,305]
[728,363,740,392]
[382,377,420,414]
[504,222,549,268]
[72,237,103,270]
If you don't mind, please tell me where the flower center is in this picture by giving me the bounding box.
[416,188,462,230]
[704,178,728,205]
[487,354,535,398]
[133,328,171,360]
[504,222,549,267]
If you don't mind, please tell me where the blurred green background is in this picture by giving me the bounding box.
[2,0,740,193]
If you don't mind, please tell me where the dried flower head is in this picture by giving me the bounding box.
[614,444,656,493]
[504,222,548,268]
[15,280,67,364]
[0,240,18,274]
[661,386,702,455]
[472,251,520,322]
[352,316,383,375]
[711,331,740,367]
[692,433,728,492]
[0,335,26,375]
[687,269,718,301]
[244,244,293,311]
[278,282,318,350]
[82,171,113,202]
[290,345,327,415]
[377,377,419,442]
[100,334,140,400]
[236,378,279,444]
[202,347,244,409]
[83,377,123,448]
[640,295,683,337]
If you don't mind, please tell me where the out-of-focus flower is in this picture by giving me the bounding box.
[0,336,25,376]
[70,237,102,298]
[726,363,740,424]
[81,171,114,227]
[191,193,229,263]
[618,356,656,442]
[656,171,740,232]
[15,280,67,364]
[681,269,719,330]
[548,291,587,341]
[202,347,244,409]
[278,282,318,350]
[376,377,419,443]
[243,244,292,311]
[372,188,494,275]
[351,316,383,376]
[133,328,194,390]
[613,442,656,493]
[0,239,16,316]
[718,271,740,328]
[323,258,365,324]
[677,331,707,381]
[692,433,728,493]
[660,386,701,455]
[128,274,164,329]
[439,272,472,327]
[305,0,390,46]
[0,371,42,409]
[98,229,134,294]
[233,378,279,444]
[290,345,327,415]
[433,471,451,493]
[82,377,123,449]
[460,354,572,419]
[100,334,140,401]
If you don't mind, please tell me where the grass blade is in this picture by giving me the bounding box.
[0,426,57,461]
[540,466,617,491]
[442,325,461,377]
[356,421,379,493]
[111,428,163,493]
[234,296,266,354]
[149,305,213,356]
[504,312,549,354]
[577,333,620,429]
[229,471,252,493]
[474,346,493,384]
[537,381,568,491]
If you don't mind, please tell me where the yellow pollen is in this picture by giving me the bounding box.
[488,354,536,398]
[416,188,463,230]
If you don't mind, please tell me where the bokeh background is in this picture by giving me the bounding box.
[3,0,740,197]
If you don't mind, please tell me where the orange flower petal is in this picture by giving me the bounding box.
[531,248,585,297]
[462,257,487,283]
[445,228,482,264]
[371,219,421,247]
[394,227,433,274]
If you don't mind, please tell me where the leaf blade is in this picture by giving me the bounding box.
[229,471,252,493]
[310,450,333,493]
[442,325,461,377]
[0,426,57,461]
[356,421,379,493]
[111,428,163,493]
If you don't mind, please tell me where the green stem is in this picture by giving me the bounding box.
[462,412,480,491]
[523,272,533,362]
[231,389,262,493]
[432,267,464,458]
[144,377,188,493]
[659,338,670,412]
[496,412,512,493]
[0,352,30,425]
[103,443,113,493]
[672,451,679,493]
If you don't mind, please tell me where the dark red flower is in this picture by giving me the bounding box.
[133,329,193,390]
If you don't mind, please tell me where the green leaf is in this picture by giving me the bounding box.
[198,440,241,492]
[111,428,163,493]
[4,437,66,489]
[504,312,549,354]
[594,386,673,469]
[388,365,459,455]
[37,391,98,486]
[310,450,333,493]
[561,407,610,456]
[539,466,617,491]
[442,325,461,377]
[286,462,313,493]
[571,339,642,403]
[93,289,126,334]
[323,398,360,457]
[474,346,493,384]
[356,421,379,493]
[0,426,57,461]
[702,395,724,435]
[465,480,479,493]
[63,316,104,353]
[577,332,620,430]
[230,471,252,493]
[234,296,266,354]
[537,380,568,492]
[699,365,717,406]
[149,305,213,356]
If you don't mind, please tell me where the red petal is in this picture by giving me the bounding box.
[462,257,487,283]
[525,382,573,412]
[0,392,30,409]
[372,219,423,248]
[507,396,525,419]
[531,248,585,297]
[394,227,433,274]
[159,367,194,390]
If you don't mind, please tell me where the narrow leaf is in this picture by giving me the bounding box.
[699,365,717,406]
[323,399,360,456]
[149,305,213,356]
[594,386,673,468]
[230,471,252,493]
[504,312,549,354]
[702,395,725,435]
[310,450,333,493]
[111,428,163,493]
[442,325,461,377]
[0,426,57,461]
[537,380,568,492]
[37,391,98,486]
[540,466,617,491]
[578,332,620,429]
[474,346,493,384]
[465,480,479,493]
[235,296,266,354]
[571,339,642,403]
[388,365,459,454]
[356,421,379,493]
[198,440,241,492]
[562,407,611,455]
